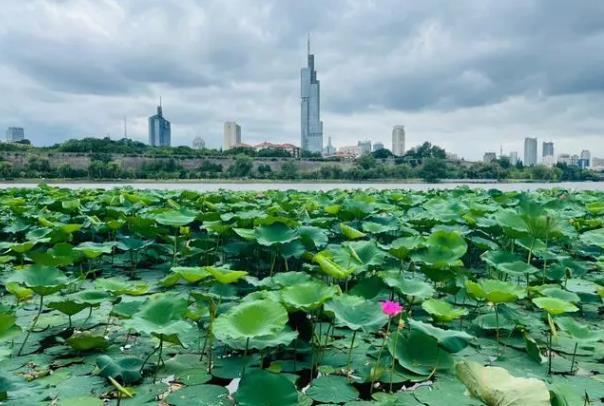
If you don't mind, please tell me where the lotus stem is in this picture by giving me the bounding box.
[547,329,553,375]
[347,330,357,371]
[153,337,164,383]
[241,337,250,377]
[140,345,159,374]
[108,376,133,399]
[370,317,391,394]
[172,230,178,266]
[389,322,401,392]
[569,341,578,374]
[17,294,44,356]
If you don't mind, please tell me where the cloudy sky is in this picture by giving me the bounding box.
[1,0,603,160]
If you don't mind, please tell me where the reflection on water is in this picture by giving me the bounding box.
[0,181,603,192]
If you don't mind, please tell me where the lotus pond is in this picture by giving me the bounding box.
[0,186,603,405]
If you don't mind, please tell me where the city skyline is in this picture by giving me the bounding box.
[1,1,604,160]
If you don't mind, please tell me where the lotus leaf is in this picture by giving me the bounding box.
[236,369,298,406]
[421,298,468,322]
[125,294,193,346]
[96,354,142,384]
[455,360,550,406]
[465,279,525,303]
[153,209,197,227]
[340,223,366,240]
[255,223,298,246]
[324,294,388,332]
[280,281,339,311]
[213,299,288,340]
[306,375,359,403]
[532,297,579,316]
[9,265,68,296]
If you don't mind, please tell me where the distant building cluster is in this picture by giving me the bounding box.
[483,138,599,170]
[6,127,25,143]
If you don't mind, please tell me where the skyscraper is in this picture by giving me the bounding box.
[524,137,537,166]
[542,141,554,157]
[373,142,384,152]
[6,127,24,142]
[224,122,241,150]
[358,140,372,155]
[509,151,518,165]
[323,136,336,155]
[392,126,405,156]
[148,102,171,147]
[300,37,323,153]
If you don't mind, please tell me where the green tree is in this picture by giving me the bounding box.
[418,158,447,182]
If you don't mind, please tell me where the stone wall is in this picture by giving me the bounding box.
[0,151,357,174]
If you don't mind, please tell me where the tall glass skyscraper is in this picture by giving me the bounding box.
[148,102,171,147]
[524,137,537,166]
[300,38,323,153]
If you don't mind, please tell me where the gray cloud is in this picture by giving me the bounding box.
[0,0,603,160]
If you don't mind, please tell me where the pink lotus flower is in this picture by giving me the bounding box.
[380,300,403,317]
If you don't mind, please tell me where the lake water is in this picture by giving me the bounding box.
[0,181,603,192]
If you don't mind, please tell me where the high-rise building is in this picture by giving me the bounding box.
[224,122,241,150]
[483,152,497,163]
[323,136,336,155]
[524,137,537,166]
[509,151,518,165]
[6,127,24,142]
[192,136,206,150]
[542,141,554,158]
[579,150,591,168]
[373,142,384,152]
[358,140,372,155]
[300,37,323,153]
[392,125,405,156]
[148,103,171,147]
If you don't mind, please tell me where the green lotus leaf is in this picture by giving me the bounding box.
[167,267,211,285]
[482,250,539,274]
[306,375,359,403]
[255,223,298,246]
[388,329,453,375]
[537,286,581,304]
[455,360,550,406]
[5,282,33,301]
[555,317,603,343]
[421,298,468,322]
[324,294,388,332]
[412,230,467,269]
[9,265,68,296]
[379,270,434,302]
[74,242,114,259]
[313,251,354,280]
[387,235,423,259]
[219,326,298,351]
[95,278,149,296]
[465,279,525,304]
[67,332,109,351]
[280,281,339,311]
[166,384,231,406]
[0,310,21,342]
[532,297,579,316]
[213,299,288,341]
[206,266,248,284]
[96,354,142,384]
[340,223,366,240]
[153,209,197,227]
[47,300,89,316]
[408,319,474,353]
[236,369,298,406]
[495,209,530,235]
[125,294,193,346]
[580,228,604,248]
[298,225,329,249]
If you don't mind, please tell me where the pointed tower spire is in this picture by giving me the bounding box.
[307,33,310,56]
[158,96,163,116]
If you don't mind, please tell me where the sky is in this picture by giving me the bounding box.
[1,0,603,161]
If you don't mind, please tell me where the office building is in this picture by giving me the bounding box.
[392,125,406,156]
[300,37,323,153]
[224,122,241,150]
[542,141,554,158]
[579,150,591,168]
[373,142,384,152]
[192,136,206,150]
[6,127,24,143]
[483,152,497,163]
[323,137,336,155]
[338,145,361,157]
[509,151,518,165]
[524,137,537,166]
[358,140,372,155]
[148,103,171,147]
